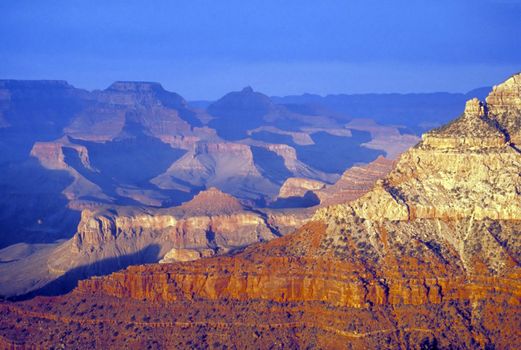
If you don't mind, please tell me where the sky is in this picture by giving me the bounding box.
[1,0,520,100]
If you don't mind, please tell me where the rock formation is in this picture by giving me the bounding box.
[1,79,409,300]
[271,156,395,208]
[1,74,519,349]
[0,187,312,298]
[278,178,326,199]
[152,141,274,200]
[64,81,208,142]
[29,136,109,202]
[316,155,396,206]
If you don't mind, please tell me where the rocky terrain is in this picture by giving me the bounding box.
[272,156,396,208]
[277,177,326,200]
[315,155,396,206]
[0,187,314,298]
[0,79,419,298]
[0,74,519,348]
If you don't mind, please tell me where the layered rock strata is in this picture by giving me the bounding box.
[1,74,520,349]
[0,188,311,297]
[316,155,396,206]
[273,156,395,208]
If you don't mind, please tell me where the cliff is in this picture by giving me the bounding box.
[151,141,282,200]
[75,74,521,348]
[316,155,396,206]
[271,156,395,208]
[0,188,311,297]
[30,136,110,202]
[1,74,520,349]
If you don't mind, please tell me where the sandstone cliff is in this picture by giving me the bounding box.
[270,156,395,209]
[0,188,311,298]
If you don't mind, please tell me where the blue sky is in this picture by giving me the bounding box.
[1,0,520,99]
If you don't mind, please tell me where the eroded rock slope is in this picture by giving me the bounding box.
[1,75,519,349]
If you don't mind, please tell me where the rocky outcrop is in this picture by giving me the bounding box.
[67,189,306,265]
[486,73,521,145]
[98,81,186,107]
[65,81,208,142]
[152,141,281,200]
[278,177,326,198]
[0,188,311,297]
[262,143,336,182]
[241,138,338,186]
[159,247,215,263]
[30,137,109,202]
[173,187,244,215]
[269,156,394,208]
[63,206,279,268]
[315,155,396,206]
[31,136,94,171]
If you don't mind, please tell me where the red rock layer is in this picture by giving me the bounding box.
[0,221,519,349]
[76,223,520,309]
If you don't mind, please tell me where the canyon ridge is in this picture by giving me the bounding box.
[0,74,519,349]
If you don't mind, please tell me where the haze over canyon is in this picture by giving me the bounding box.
[1,78,486,299]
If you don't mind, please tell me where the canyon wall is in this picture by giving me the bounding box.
[1,75,520,349]
[70,74,521,348]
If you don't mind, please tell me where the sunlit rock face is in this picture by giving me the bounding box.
[0,187,312,298]
[272,156,396,208]
[278,178,326,198]
[1,74,521,349]
[315,155,396,206]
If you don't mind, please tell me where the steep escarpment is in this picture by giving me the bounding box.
[151,141,279,200]
[270,156,395,209]
[65,81,208,142]
[71,74,520,348]
[0,188,311,298]
[0,80,401,300]
[316,155,396,206]
[29,136,109,202]
[1,75,520,349]
[67,188,275,262]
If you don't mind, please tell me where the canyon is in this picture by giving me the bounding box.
[0,79,425,299]
[0,74,519,348]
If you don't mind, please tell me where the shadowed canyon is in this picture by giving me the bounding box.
[2,78,460,299]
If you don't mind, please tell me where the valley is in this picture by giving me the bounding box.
[0,72,519,349]
[0,79,430,298]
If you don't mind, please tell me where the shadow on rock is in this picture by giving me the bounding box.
[270,191,320,209]
[12,244,161,301]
